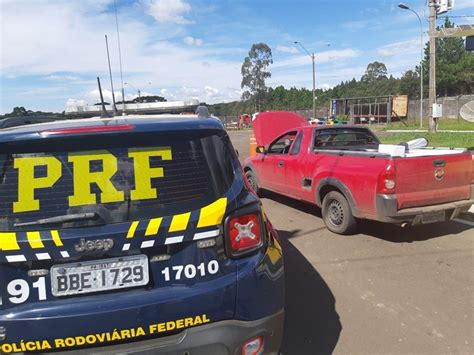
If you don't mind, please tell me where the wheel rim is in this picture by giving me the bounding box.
[327,199,344,226]
[247,174,257,192]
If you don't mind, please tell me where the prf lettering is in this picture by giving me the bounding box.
[13,147,172,213]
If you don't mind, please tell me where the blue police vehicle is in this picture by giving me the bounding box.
[0,114,284,354]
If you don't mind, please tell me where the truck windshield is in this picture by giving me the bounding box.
[0,131,235,231]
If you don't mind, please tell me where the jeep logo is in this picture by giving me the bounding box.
[75,238,114,252]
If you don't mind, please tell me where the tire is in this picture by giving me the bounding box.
[322,191,357,235]
[245,170,262,196]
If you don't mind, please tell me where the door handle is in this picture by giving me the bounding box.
[278,161,284,167]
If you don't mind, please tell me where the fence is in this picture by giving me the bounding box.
[215,94,474,129]
[408,95,474,120]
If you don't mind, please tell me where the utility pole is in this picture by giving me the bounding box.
[294,41,316,119]
[311,53,316,120]
[428,0,437,132]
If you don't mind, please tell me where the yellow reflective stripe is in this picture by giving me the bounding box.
[145,217,162,236]
[127,221,139,239]
[27,231,44,249]
[267,246,281,265]
[169,212,191,232]
[0,232,20,251]
[197,198,227,228]
[51,230,63,247]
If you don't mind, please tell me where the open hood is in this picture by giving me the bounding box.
[252,111,308,146]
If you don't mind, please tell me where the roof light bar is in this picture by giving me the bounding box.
[41,124,135,136]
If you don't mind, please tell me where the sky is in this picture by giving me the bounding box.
[0,0,473,113]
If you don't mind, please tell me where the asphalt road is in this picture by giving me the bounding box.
[229,130,474,355]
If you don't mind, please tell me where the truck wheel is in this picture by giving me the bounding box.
[245,170,262,196]
[322,191,357,235]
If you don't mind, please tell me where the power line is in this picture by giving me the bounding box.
[438,15,474,18]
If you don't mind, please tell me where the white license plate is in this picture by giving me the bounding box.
[422,211,446,224]
[51,255,149,297]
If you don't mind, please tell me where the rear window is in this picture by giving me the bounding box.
[313,128,379,149]
[0,132,235,231]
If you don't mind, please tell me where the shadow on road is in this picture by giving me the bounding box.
[279,230,342,355]
[261,190,322,218]
[262,190,471,243]
[357,219,472,243]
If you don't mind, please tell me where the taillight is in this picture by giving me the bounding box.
[377,163,396,194]
[242,336,264,355]
[226,212,264,258]
[41,124,135,136]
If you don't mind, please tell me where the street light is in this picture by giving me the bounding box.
[398,3,424,128]
[294,41,316,119]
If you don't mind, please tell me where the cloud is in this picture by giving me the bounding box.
[454,0,474,10]
[276,45,298,54]
[376,39,420,58]
[46,75,80,81]
[86,89,124,103]
[341,21,368,31]
[146,0,192,25]
[273,49,362,69]
[184,36,203,46]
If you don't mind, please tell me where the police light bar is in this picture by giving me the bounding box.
[41,124,135,136]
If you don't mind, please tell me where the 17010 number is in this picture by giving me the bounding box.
[161,260,219,282]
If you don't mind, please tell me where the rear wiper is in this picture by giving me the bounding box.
[14,212,98,227]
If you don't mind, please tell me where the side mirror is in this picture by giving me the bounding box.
[256,146,266,154]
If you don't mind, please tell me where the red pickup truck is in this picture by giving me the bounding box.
[243,111,474,234]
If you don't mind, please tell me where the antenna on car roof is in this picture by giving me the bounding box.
[97,76,111,118]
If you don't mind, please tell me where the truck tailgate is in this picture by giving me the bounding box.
[394,152,472,210]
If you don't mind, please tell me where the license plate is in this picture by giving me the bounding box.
[422,211,446,224]
[51,255,149,297]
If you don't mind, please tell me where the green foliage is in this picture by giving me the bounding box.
[213,19,472,118]
[241,43,273,109]
[0,106,64,119]
[377,131,474,149]
[361,61,388,83]
[116,95,167,104]
[422,17,474,96]
[400,70,420,99]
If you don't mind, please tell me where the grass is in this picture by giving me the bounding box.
[370,118,474,149]
[376,131,474,149]
[377,118,474,132]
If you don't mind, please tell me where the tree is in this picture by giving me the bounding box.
[400,70,420,99]
[11,107,28,116]
[241,43,273,110]
[422,17,472,97]
[361,61,388,83]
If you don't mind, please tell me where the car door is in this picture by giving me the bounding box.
[258,131,298,193]
[283,130,307,199]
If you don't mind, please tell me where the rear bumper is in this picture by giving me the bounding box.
[376,189,474,225]
[38,310,284,355]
